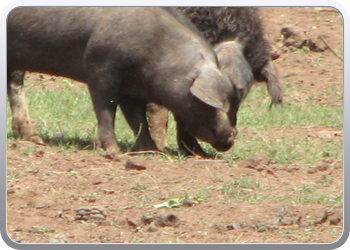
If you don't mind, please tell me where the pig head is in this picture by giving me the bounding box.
[144,41,252,156]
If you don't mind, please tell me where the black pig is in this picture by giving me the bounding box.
[142,7,283,156]
[7,7,238,158]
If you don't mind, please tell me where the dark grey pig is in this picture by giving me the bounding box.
[145,7,283,156]
[7,7,238,158]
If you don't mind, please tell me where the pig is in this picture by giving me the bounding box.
[141,7,283,156]
[7,7,239,158]
[178,7,283,104]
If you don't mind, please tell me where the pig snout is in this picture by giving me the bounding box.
[212,127,238,152]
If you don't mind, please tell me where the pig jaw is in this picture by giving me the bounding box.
[210,127,237,152]
[186,109,237,152]
[210,113,238,152]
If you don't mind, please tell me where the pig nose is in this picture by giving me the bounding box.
[220,128,238,151]
[221,139,233,151]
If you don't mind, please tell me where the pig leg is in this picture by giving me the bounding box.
[119,97,158,151]
[86,78,120,157]
[7,70,44,144]
[146,103,169,151]
[175,119,210,158]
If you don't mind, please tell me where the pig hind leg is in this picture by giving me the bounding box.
[146,103,169,151]
[7,70,44,144]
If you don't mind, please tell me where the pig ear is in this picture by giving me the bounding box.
[214,41,254,101]
[190,69,230,112]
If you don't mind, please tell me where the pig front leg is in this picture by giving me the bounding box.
[119,97,158,152]
[175,119,210,158]
[7,70,44,144]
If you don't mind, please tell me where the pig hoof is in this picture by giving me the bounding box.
[102,151,120,161]
[29,135,45,145]
[180,148,212,159]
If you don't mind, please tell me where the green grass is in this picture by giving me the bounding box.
[215,176,343,205]
[7,82,343,164]
[7,86,134,150]
[238,84,342,128]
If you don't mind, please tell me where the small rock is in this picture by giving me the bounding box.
[7,188,16,195]
[125,159,147,171]
[322,151,330,157]
[24,168,38,174]
[92,180,102,185]
[146,226,158,232]
[211,223,226,233]
[317,164,330,172]
[35,150,45,157]
[181,199,197,207]
[141,215,154,225]
[257,226,268,232]
[55,211,63,218]
[154,213,180,227]
[279,218,293,225]
[92,208,104,213]
[267,218,280,225]
[323,158,335,164]
[74,207,89,212]
[334,161,343,169]
[126,218,138,228]
[35,204,48,209]
[74,215,85,221]
[90,214,106,220]
[13,227,24,232]
[307,167,318,174]
[76,210,88,216]
[87,197,96,203]
[286,167,300,172]
[103,190,115,195]
[95,221,111,226]
[329,216,341,225]
[50,236,67,243]
[100,237,123,243]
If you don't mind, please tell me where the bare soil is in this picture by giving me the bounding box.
[6,7,344,244]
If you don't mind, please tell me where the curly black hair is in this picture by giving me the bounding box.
[177,7,271,79]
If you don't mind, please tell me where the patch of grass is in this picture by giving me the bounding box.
[301,184,317,193]
[154,190,209,209]
[290,192,343,205]
[7,78,342,167]
[130,180,154,193]
[7,88,136,150]
[7,171,21,181]
[238,101,342,128]
[218,177,268,203]
[238,84,342,127]
[216,176,342,205]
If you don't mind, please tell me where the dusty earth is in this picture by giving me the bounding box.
[6,7,344,244]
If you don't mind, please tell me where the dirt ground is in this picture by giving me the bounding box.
[6,7,344,244]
